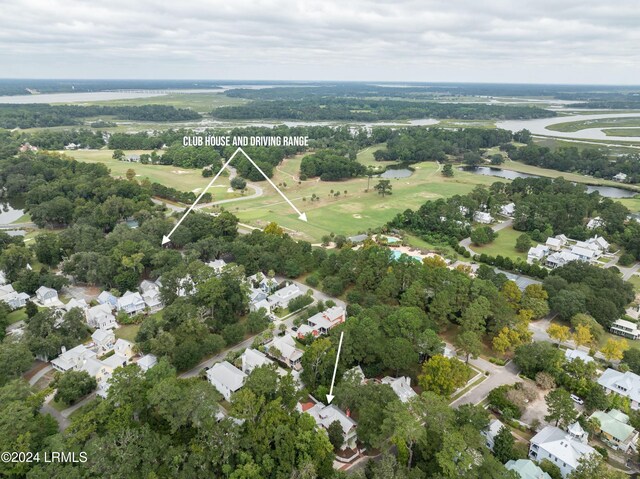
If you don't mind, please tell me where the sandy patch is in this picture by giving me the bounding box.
[171,170,189,175]
[353,214,362,219]
[192,188,202,193]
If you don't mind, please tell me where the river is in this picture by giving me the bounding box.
[460,167,638,198]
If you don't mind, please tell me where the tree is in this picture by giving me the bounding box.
[0,340,34,386]
[493,426,516,463]
[327,420,344,450]
[112,149,124,160]
[515,234,532,252]
[380,337,418,374]
[126,168,136,181]
[374,179,392,197]
[568,454,626,479]
[454,329,482,363]
[622,348,640,374]
[545,388,577,428]
[539,459,563,479]
[418,355,468,396]
[600,338,628,361]
[535,372,556,390]
[572,324,593,349]
[442,163,454,177]
[547,324,571,346]
[230,177,247,191]
[470,226,497,246]
[264,222,284,236]
[53,370,97,405]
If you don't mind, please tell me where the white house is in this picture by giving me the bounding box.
[240,348,274,374]
[139,280,163,313]
[613,172,628,183]
[116,291,146,315]
[481,418,505,451]
[598,368,640,410]
[97,291,118,309]
[207,259,227,275]
[302,402,358,450]
[500,203,516,217]
[86,303,118,330]
[206,361,247,401]
[0,284,30,309]
[113,338,135,359]
[51,344,97,372]
[297,306,346,338]
[586,217,604,230]
[527,245,548,264]
[380,376,417,403]
[267,283,303,310]
[587,235,610,252]
[35,286,59,306]
[589,409,639,453]
[610,319,640,340]
[545,237,564,251]
[546,251,579,269]
[91,329,115,354]
[265,334,304,370]
[473,211,494,224]
[64,298,89,313]
[564,348,594,364]
[137,354,158,372]
[570,246,597,262]
[529,423,596,478]
[247,273,277,294]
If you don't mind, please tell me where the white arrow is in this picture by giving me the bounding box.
[162,147,307,245]
[326,331,344,404]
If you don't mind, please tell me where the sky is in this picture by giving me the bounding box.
[2,0,639,84]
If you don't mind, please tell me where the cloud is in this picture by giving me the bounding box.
[1,0,638,83]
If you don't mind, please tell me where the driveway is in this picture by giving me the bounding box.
[459,219,513,256]
[450,358,521,408]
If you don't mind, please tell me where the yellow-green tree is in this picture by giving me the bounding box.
[418,355,469,397]
[573,324,593,349]
[547,324,571,346]
[601,338,629,361]
[264,222,284,236]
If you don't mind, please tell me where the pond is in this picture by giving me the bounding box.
[459,167,638,198]
[378,168,413,179]
[0,199,26,224]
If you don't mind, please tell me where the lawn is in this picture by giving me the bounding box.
[628,274,640,293]
[469,226,527,260]
[404,234,466,261]
[64,150,214,193]
[115,324,140,342]
[227,155,497,242]
[355,143,388,168]
[7,308,27,325]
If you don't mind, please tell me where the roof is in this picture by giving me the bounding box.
[114,338,134,354]
[483,418,505,441]
[207,361,247,391]
[348,234,369,243]
[102,354,127,369]
[117,291,144,308]
[381,376,417,403]
[528,245,547,258]
[242,348,273,371]
[139,280,159,293]
[87,303,114,320]
[91,329,113,343]
[496,269,541,291]
[36,286,57,296]
[546,237,562,248]
[589,410,636,443]
[564,348,594,363]
[505,459,552,479]
[137,354,158,370]
[612,319,638,330]
[268,334,303,362]
[305,402,357,435]
[65,298,88,311]
[530,426,597,470]
[598,368,640,404]
[52,344,96,370]
[97,291,116,303]
[571,246,596,259]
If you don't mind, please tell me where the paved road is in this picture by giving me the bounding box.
[61,392,96,418]
[40,393,70,431]
[450,356,521,408]
[0,222,37,229]
[29,364,53,386]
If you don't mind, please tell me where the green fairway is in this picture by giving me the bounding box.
[356,143,388,168]
[77,91,248,113]
[470,226,527,260]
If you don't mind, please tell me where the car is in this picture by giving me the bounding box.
[291,326,298,332]
[570,394,584,405]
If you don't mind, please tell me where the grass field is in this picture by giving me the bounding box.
[7,308,27,325]
[547,117,640,132]
[222,156,498,242]
[404,234,465,260]
[355,143,388,168]
[471,226,527,260]
[628,274,640,293]
[115,325,140,342]
[604,128,640,137]
[78,91,247,113]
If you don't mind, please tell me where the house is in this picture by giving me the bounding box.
[247,273,277,294]
[473,211,494,224]
[586,217,604,230]
[545,237,564,251]
[91,329,115,354]
[546,251,579,269]
[297,306,346,338]
[610,319,640,340]
[347,233,369,244]
[380,376,417,403]
[344,365,366,385]
[113,338,135,359]
[86,304,118,330]
[64,298,89,313]
[588,409,639,453]
[500,203,516,217]
[0,284,30,309]
[240,348,274,374]
[597,368,640,410]
[613,172,628,182]
[137,354,158,372]
[302,402,358,450]
[481,418,505,451]
[267,283,303,310]
[564,348,594,364]
[505,459,552,479]
[265,334,304,370]
[35,286,59,306]
[97,291,118,309]
[587,235,610,252]
[0,271,6,285]
[569,246,597,262]
[139,280,163,313]
[116,291,146,315]
[250,298,271,314]
[51,344,97,372]
[206,361,247,401]
[206,259,227,275]
[529,423,596,478]
[527,245,548,264]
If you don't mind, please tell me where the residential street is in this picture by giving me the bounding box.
[450,357,521,408]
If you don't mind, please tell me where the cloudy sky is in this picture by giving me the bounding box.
[2,0,639,84]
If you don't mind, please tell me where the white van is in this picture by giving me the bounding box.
[570,394,584,405]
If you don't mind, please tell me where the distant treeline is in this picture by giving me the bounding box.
[0,79,221,96]
[0,104,201,129]
[508,143,640,183]
[212,98,556,121]
[572,101,640,109]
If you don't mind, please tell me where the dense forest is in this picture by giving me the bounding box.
[0,104,201,129]
[0,79,222,96]
[212,98,556,121]
[300,150,366,180]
